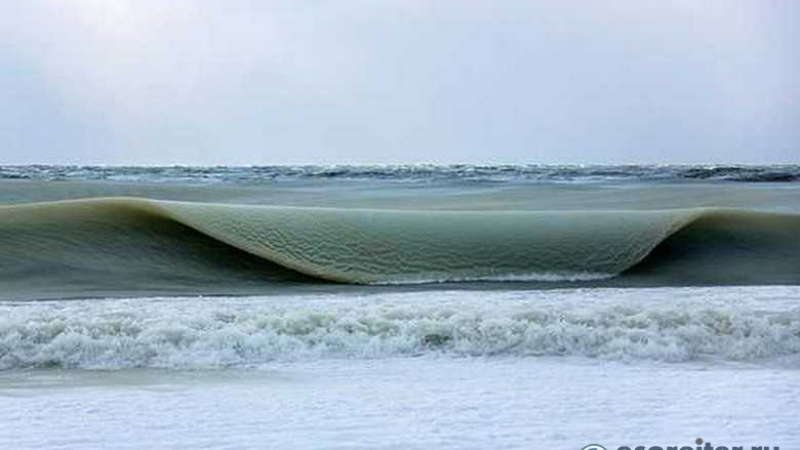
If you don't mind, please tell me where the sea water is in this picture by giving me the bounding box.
[1,165,799,449]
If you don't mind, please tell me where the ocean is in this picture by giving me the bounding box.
[1,164,799,449]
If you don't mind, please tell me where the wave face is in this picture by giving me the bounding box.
[2,288,799,369]
[0,198,798,299]
[2,164,799,184]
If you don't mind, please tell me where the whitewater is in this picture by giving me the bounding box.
[1,165,799,449]
[2,287,800,449]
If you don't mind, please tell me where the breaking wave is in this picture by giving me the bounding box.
[0,198,799,299]
[2,288,799,369]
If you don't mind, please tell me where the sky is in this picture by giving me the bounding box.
[1,0,798,165]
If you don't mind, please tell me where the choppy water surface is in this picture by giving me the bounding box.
[2,164,799,183]
[2,287,800,370]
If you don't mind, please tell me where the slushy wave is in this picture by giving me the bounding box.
[1,198,799,300]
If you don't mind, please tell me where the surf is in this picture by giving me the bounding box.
[3,287,800,369]
[0,197,798,299]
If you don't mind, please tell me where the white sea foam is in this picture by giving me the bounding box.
[368,271,617,284]
[2,286,799,370]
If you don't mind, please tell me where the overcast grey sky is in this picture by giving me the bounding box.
[1,0,798,165]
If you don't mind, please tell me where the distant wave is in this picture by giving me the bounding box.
[1,164,798,184]
[2,288,799,369]
[0,198,799,299]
